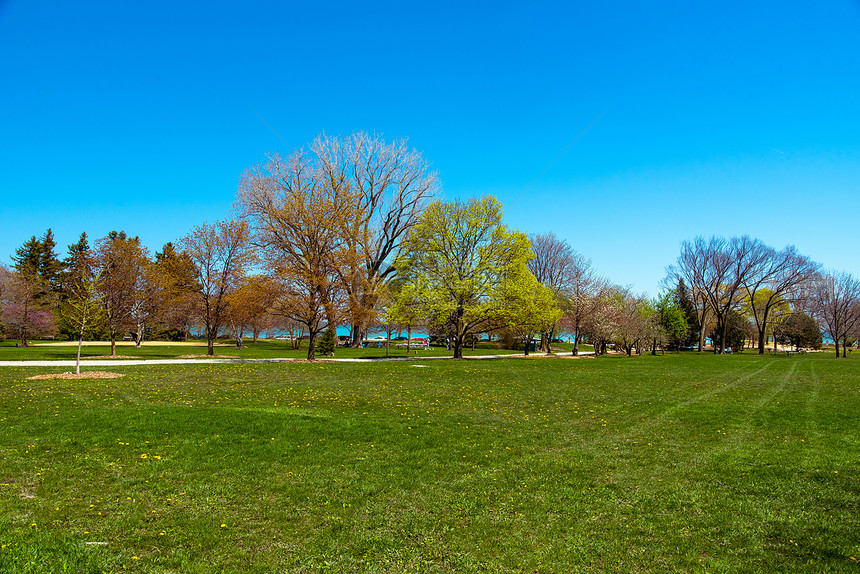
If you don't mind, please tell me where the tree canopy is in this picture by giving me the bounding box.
[393,196,536,359]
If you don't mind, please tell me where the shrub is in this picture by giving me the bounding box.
[315,328,337,356]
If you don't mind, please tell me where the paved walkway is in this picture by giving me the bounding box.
[0,352,594,367]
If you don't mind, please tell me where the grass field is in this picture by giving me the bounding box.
[1,352,858,572]
[0,340,546,362]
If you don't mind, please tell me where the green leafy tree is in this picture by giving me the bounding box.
[495,269,562,356]
[674,279,700,347]
[394,196,534,359]
[779,312,821,350]
[655,291,689,351]
[385,278,425,353]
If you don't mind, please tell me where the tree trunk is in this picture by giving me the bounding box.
[134,323,145,349]
[452,333,464,359]
[755,306,768,354]
[407,326,412,353]
[76,324,85,375]
[110,332,116,356]
[207,324,215,356]
[717,315,727,354]
[307,330,317,361]
[524,337,530,356]
[350,324,362,348]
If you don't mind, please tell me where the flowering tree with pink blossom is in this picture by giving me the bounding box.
[1,268,56,345]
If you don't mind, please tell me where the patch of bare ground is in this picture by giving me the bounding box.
[177,354,240,359]
[85,355,137,359]
[27,371,125,380]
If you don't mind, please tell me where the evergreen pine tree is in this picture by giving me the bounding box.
[675,279,700,346]
[315,328,337,356]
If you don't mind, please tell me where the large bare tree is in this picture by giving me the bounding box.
[742,246,819,354]
[312,132,439,346]
[669,236,770,354]
[180,219,255,356]
[556,252,607,356]
[811,271,860,358]
[527,232,576,352]
[238,150,352,360]
[152,243,201,341]
[95,231,149,356]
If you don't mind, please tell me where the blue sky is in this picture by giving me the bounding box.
[2,0,858,296]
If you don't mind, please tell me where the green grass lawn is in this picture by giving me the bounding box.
[1,353,858,572]
[0,340,536,361]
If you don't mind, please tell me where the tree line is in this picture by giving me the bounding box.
[1,133,856,360]
[666,236,859,358]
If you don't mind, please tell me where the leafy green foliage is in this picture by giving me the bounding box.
[315,327,337,356]
[675,279,700,346]
[781,312,822,350]
[495,266,562,354]
[394,196,537,358]
[12,229,62,295]
[656,291,689,349]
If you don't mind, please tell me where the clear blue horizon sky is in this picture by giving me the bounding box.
[2,1,859,296]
